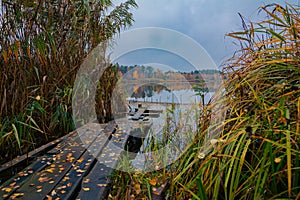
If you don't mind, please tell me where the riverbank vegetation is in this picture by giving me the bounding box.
[110,3,300,199]
[0,0,137,164]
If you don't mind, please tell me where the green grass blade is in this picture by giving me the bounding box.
[12,124,21,149]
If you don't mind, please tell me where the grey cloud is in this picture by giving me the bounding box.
[114,0,299,67]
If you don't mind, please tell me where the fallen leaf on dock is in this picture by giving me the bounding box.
[149,177,157,186]
[83,178,90,183]
[109,152,116,157]
[11,193,24,199]
[3,187,12,192]
[51,190,57,196]
[9,182,16,187]
[38,177,51,183]
[82,187,90,191]
[97,183,107,187]
[45,168,54,173]
[18,171,28,177]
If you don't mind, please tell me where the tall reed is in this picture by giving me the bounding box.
[0,0,137,163]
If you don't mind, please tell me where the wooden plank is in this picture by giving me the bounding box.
[2,124,106,200]
[131,108,147,121]
[0,126,88,199]
[76,164,114,200]
[0,129,85,199]
[77,122,132,200]
[145,109,163,113]
[1,120,151,200]
[0,154,54,199]
[46,123,116,200]
[0,131,76,174]
[11,137,87,200]
[46,123,105,155]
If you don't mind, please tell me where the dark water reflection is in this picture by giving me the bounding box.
[127,83,213,104]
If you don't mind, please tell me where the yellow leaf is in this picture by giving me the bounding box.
[12,193,24,197]
[83,179,90,183]
[152,187,160,195]
[274,157,281,163]
[36,189,42,193]
[27,47,31,57]
[46,195,53,200]
[38,177,51,183]
[2,51,8,63]
[10,182,16,187]
[97,183,107,187]
[134,184,141,195]
[45,169,54,173]
[109,152,116,157]
[8,49,12,57]
[83,187,90,191]
[149,177,157,186]
[4,187,12,192]
[51,190,57,196]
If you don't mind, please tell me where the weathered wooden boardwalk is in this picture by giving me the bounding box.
[0,106,160,200]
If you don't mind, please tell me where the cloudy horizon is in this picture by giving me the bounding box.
[113,0,299,69]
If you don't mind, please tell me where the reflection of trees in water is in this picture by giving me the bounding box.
[131,84,171,98]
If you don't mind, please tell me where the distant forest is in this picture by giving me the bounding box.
[117,64,220,74]
[117,64,221,81]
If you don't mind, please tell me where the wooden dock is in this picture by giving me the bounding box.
[0,106,159,200]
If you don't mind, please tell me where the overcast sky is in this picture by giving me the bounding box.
[113,0,299,70]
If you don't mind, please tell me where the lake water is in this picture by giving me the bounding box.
[128,100,200,171]
[126,88,214,105]
[125,86,213,171]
